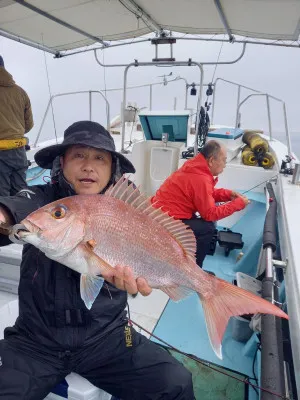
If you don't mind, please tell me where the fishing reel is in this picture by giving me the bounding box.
[280,155,294,175]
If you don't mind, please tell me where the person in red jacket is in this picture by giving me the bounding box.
[151,140,250,267]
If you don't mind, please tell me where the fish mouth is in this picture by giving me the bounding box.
[9,221,41,244]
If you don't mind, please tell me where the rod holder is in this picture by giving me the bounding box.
[291,162,300,185]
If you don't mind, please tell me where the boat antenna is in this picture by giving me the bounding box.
[41,34,58,143]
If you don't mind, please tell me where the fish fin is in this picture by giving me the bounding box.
[106,176,141,204]
[161,286,194,302]
[199,277,288,359]
[79,243,116,276]
[105,176,197,261]
[80,274,104,310]
[86,239,97,250]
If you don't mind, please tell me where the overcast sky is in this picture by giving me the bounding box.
[0,35,299,149]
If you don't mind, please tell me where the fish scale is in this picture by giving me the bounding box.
[90,201,186,287]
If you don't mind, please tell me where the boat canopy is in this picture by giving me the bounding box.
[0,0,300,55]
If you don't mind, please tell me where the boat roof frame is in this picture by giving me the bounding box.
[1,0,299,57]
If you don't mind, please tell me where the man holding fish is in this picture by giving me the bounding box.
[0,121,194,400]
[0,121,288,400]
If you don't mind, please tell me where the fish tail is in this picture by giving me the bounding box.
[199,276,288,359]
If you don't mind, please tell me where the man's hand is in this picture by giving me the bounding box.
[231,191,242,199]
[231,191,250,206]
[240,195,250,206]
[102,265,152,297]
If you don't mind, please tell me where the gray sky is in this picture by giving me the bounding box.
[0,35,299,149]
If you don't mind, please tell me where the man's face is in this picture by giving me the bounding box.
[207,146,227,176]
[61,145,113,194]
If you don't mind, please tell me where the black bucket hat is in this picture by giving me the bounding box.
[34,121,135,173]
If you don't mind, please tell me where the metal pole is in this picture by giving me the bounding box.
[121,66,130,152]
[0,28,58,56]
[150,85,153,110]
[62,36,299,58]
[94,43,246,68]
[214,77,262,127]
[106,99,110,131]
[211,79,218,125]
[121,60,204,154]
[185,85,188,110]
[201,43,246,66]
[214,0,234,42]
[235,85,241,127]
[283,102,292,156]
[34,91,111,146]
[292,162,300,185]
[13,0,109,47]
[266,94,273,141]
[89,91,92,121]
[214,77,262,93]
[194,66,204,157]
[173,97,177,110]
[236,93,268,128]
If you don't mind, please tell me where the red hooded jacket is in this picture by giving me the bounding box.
[151,153,245,221]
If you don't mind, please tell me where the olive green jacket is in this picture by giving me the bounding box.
[0,66,33,140]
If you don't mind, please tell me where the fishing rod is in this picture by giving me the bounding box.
[240,174,278,196]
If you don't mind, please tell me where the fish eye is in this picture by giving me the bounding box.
[51,205,67,219]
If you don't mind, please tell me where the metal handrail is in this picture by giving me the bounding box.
[120,60,204,157]
[236,93,292,156]
[211,78,292,156]
[94,43,246,68]
[211,77,262,124]
[34,90,111,147]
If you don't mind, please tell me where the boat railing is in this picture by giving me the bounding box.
[33,78,196,150]
[211,78,292,156]
[33,90,111,147]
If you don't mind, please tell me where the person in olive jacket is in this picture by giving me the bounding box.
[0,55,33,196]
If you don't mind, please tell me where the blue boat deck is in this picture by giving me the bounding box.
[153,195,266,399]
